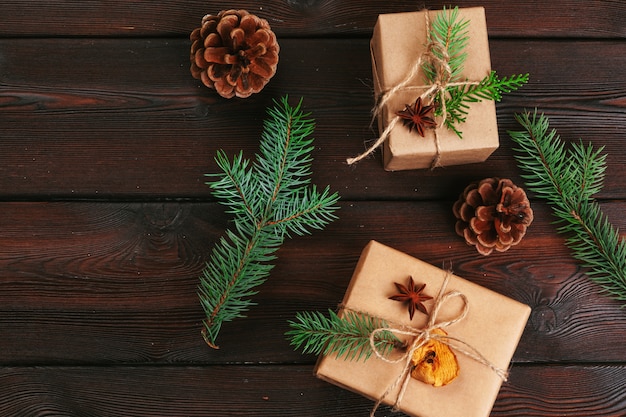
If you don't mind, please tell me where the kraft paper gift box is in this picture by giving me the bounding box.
[370,7,499,171]
[315,241,530,417]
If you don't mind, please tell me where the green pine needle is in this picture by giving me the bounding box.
[423,7,529,138]
[286,309,403,362]
[199,97,341,348]
[508,111,626,303]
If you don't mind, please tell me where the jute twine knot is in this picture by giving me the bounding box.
[366,272,508,417]
[347,9,479,169]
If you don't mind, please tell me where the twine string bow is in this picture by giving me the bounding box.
[347,9,479,169]
[367,273,509,417]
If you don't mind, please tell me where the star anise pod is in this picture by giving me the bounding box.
[396,97,437,137]
[389,276,433,320]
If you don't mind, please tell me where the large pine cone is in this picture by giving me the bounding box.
[453,178,533,255]
[190,10,279,98]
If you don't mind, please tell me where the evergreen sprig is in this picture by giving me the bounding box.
[423,7,528,138]
[199,97,340,348]
[286,309,403,361]
[443,72,530,137]
[423,6,469,83]
[508,111,626,303]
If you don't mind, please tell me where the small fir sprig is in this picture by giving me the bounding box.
[286,309,403,361]
[443,71,529,137]
[424,7,529,138]
[508,111,626,303]
[422,6,470,83]
[199,97,340,348]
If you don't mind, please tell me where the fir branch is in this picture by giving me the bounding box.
[199,97,340,348]
[508,111,626,303]
[423,6,469,83]
[422,7,529,139]
[449,72,530,107]
[286,309,403,361]
[443,72,529,136]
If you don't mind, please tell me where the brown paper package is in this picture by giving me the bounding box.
[315,240,530,417]
[371,7,499,171]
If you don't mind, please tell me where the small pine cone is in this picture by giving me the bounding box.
[190,10,279,98]
[452,178,533,256]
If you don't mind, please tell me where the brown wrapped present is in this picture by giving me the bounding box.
[315,241,530,417]
[365,7,498,171]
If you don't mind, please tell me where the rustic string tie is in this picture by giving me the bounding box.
[346,9,480,169]
[367,272,509,417]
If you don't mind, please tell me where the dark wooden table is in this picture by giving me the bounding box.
[1,1,625,416]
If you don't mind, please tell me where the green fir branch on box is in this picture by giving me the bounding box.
[286,309,404,362]
[422,6,470,83]
[442,72,529,138]
[423,6,529,138]
[508,111,626,303]
[199,97,340,349]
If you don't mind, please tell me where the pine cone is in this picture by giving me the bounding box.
[190,10,279,98]
[453,178,533,256]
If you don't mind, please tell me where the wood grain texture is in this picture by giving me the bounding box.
[0,1,624,38]
[0,201,623,364]
[0,365,623,416]
[496,365,626,416]
[1,38,625,200]
[0,1,624,415]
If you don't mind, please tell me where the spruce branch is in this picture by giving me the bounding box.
[508,111,626,303]
[199,97,340,348]
[423,7,528,138]
[286,309,403,361]
[443,72,530,136]
[423,6,470,84]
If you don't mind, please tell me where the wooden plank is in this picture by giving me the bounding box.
[0,364,623,416]
[1,38,625,200]
[0,1,624,38]
[0,2,622,416]
[496,365,626,416]
[0,201,623,364]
